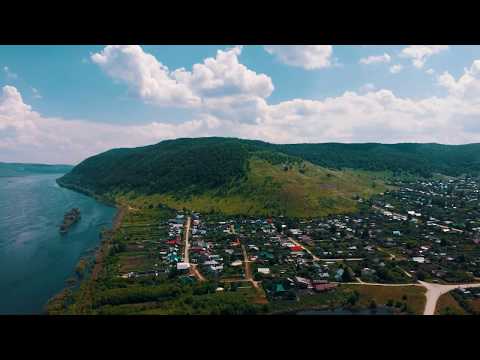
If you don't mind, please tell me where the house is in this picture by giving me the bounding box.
[257,268,271,275]
[294,276,312,289]
[290,245,303,252]
[313,283,337,292]
[335,268,345,281]
[176,262,190,271]
[274,283,286,294]
[412,256,425,263]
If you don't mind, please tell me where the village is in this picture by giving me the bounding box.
[114,175,480,314]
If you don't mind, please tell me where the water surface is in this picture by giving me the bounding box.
[0,174,115,314]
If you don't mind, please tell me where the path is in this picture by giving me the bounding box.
[288,237,320,261]
[242,244,259,289]
[183,216,191,263]
[182,216,206,282]
[342,279,480,315]
[288,237,363,262]
[419,281,480,315]
[190,264,206,282]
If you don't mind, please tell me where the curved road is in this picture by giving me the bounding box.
[344,279,480,315]
[419,281,480,315]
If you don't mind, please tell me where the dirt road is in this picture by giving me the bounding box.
[241,244,259,289]
[344,279,480,315]
[183,216,191,263]
[419,281,480,315]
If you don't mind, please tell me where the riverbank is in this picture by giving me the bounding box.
[44,202,126,314]
[0,174,116,314]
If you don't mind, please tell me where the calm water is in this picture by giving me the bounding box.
[0,174,116,314]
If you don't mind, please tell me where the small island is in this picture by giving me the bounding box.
[59,208,81,234]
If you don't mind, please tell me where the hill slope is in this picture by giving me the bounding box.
[277,142,480,177]
[58,138,389,217]
[58,137,480,217]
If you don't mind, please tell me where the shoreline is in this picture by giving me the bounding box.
[44,183,126,314]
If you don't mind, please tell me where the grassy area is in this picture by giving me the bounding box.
[341,284,427,315]
[435,293,468,315]
[269,288,350,314]
[119,158,388,218]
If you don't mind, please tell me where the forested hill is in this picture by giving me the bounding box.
[277,142,480,177]
[56,137,480,217]
[0,162,73,177]
[58,138,260,196]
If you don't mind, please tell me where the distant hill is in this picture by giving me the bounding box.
[0,162,74,177]
[57,137,480,217]
[277,142,480,177]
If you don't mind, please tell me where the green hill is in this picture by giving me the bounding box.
[57,137,480,217]
[277,142,480,177]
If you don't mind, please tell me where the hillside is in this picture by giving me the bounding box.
[57,137,480,217]
[0,162,73,177]
[58,138,389,217]
[277,142,480,177]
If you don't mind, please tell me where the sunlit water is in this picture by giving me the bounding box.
[0,174,115,314]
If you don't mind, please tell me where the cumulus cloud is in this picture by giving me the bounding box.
[5,47,480,164]
[0,85,209,164]
[359,53,391,65]
[91,45,273,109]
[91,45,201,108]
[401,45,449,68]
[389,64,403,74]
[263,45,333,70]
[437,60,480,100]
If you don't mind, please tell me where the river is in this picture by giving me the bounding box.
[0,173,116,314]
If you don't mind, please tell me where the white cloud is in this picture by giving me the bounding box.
[437,60,480,100]
[401,45,449,68]
[91,45,273,109]
[426,68,435,75]
[3,66,18,79]
[389,64,403,74]
[0,85,208,164]
[5,50,480,164]
[172,46,273,99]
[263,45,333,70]
[359,53,391,65]
[91,45,201,108]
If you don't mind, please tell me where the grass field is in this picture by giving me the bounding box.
[119,158,389,218]
[435,293,468,315]
[341,284,427,315]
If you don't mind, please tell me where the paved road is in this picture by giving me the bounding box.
[419,281,480,315]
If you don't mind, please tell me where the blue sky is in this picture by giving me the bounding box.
[2,45,480,164]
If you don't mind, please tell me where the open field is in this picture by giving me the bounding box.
[341,284,427,315]
[435,293,467,315]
